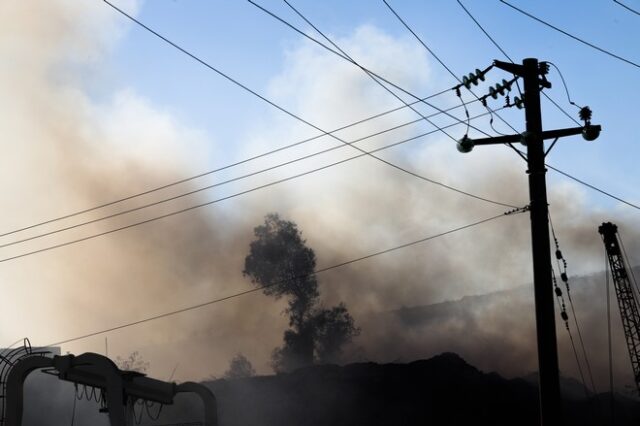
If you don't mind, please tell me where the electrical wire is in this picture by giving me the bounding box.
[500,0,640,70]
[10,0,592,270]
[545,62,583,110]
[0,84,455,240]
[0,103,516,251]
[44,208,525,347]
[281,0,525,160]
[549,213,598,396]
[454,0,523,102]
[546,164,640,212]
[543,93,582,126]
[279,0,461,144]
[102,0,486,210]
[50,1,638,266]
[456,0,511,66]
[383,1,514,137]
[551,268,590,401]
[457,89,471,137]
[281,0,470,147]
[382,0,520,137]
[613,0,640,16]
[456,0,581,126]
[381,0,533,163]
[248,0,485,141]
[0,110,519,265]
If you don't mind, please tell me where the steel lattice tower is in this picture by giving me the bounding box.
[599,221,640,392]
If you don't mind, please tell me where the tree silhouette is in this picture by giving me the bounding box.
[224,353,256,379]
[244,213,319,328]
[312,303,359,364]
[244,213,359,372]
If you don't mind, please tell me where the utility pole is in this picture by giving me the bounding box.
[456,58,601,426]
[522,57,561,426]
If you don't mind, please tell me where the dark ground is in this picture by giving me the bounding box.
[154,352,640,426]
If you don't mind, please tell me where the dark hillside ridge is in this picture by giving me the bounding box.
[360,267,640,389]
[159,353,640,426]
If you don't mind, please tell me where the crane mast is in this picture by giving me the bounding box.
[599,221,640,393]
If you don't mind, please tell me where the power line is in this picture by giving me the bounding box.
[456,0,512,64]
[480,141,640,214]
[380,0,531,163]
[280,0,521,172]
[256,0,523,165]
[280,2,458,144]
[6,4,631,264]
[381,0,457,86]
[513,136,640,213]
[0,1,500,244]
[102,0,483,204]
[280,0,464,146]
[552,267,590,400]
[381,0,521,138]
[0,110,517,264]
[101,2,640,222]
[45,208,525,347]
[247,0,489,141]
[549,213,598,396]
[279,0,524,194]
[546,164,640,211]
[541,92,581,127]
[500,0,640,70]
[613,0,640,16]
[0,1,517,257]
[455,0,581,126]
[0,87,458,240]
[382,2,539,165]
[0,104,516,251]
[545,62,583,110]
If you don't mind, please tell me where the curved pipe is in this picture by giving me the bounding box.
[4,355,54,426]
[175,381,218,426]
[56,353,125,426]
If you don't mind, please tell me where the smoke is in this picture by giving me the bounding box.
[0,0,272,380]
[1,1,637,405]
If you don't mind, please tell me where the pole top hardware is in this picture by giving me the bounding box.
[493,59,551,88]
[456,124,602,154]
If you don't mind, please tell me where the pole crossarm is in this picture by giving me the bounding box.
[494,59,524,76]
[469,125,601,146]
[493,60,551,89]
